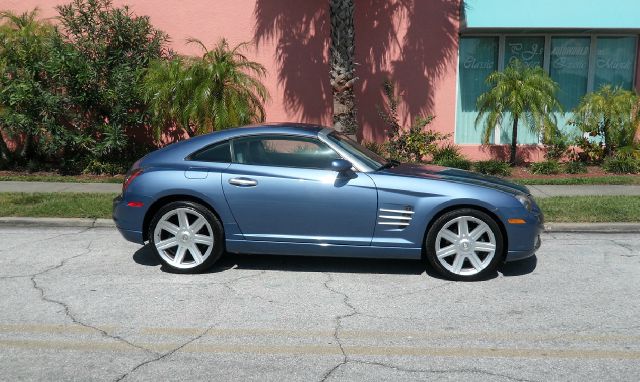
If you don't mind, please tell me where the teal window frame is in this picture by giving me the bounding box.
[455,33,639,145]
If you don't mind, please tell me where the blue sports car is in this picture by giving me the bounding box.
[113,123,543,281]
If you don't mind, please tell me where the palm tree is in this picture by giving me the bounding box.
[572,85,640,157]
[476,60,561,165]
[142,39,269,139]
[329,0,357,134]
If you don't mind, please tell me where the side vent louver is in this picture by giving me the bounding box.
[378,207,414,229]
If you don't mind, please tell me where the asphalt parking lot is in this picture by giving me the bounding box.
[0,227,638,381]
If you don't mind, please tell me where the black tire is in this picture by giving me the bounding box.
[425,208,504,281]
[148,201,224,274]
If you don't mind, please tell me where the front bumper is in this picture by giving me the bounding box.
[505,233,541,262]
[504,209,544,262]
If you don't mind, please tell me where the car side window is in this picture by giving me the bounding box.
[188,141,231,163]
[232,135,341,169]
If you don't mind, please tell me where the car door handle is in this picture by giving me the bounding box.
[229,177,258,187]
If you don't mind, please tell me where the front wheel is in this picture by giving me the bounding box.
[149,201,224,273]
[425,209,504,281]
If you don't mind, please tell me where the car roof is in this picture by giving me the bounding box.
[193,123,330,143]
[140,123,333,165]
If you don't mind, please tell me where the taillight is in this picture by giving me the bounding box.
[122,168,143,194]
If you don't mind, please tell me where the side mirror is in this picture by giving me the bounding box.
[330,159,352,172]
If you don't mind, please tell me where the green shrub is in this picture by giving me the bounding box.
[543,135,569,161]
[573,137,605,164]
[603,156,640,174]
[473,160,511,176]
[377,79,448,162]
[431,143,461,163]
[530,160,561,175]
[563,161,587,174]
[434,157,472,170]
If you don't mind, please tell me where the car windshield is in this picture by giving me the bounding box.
[326,132,388,170]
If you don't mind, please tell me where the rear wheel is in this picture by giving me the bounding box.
[425,208,504,281]
[149,201,224,273]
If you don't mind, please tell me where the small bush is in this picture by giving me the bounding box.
[434,157,472,170]
[431,143,461,163]
[473,160,511,176]
[603,156,640,174]
[377,79,448,162]
[543,135,569,161]
[530,160,561,175]
[563,161,587,174]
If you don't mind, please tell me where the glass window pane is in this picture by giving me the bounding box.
[549,37,591,136]
[232,136,340,169]
[550,37,590,110]
[499,37,545,144]
[504,36,545,68]
[594,36,637,90]
[189,141,231,163]
[456,37,499,144]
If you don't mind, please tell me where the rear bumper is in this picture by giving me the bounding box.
[116,227,144,243]
[112,194,147,244]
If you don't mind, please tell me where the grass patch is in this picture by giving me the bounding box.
[0,174,123,183]
[0,193,638,223]
[513,176,640,185]
[0,193,117,219]
[538,196,640,222]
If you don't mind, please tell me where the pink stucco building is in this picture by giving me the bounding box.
[3,0,640,161]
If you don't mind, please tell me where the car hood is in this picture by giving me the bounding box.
[379,163,530,196]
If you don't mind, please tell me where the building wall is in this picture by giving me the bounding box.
[1,0,468,153]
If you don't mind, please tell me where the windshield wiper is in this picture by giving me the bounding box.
[378,159,400,170]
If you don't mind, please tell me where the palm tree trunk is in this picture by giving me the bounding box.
[603,118,612,157]
[329,0,357,134]
[510,115,519,166]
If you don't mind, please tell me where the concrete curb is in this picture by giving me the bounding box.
[0,217,115,228]
[543,222,640,233]
[1,217,640,233]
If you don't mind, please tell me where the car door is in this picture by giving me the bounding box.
[221,134,377,246]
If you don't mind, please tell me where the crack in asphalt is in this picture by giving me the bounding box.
[319,272,358,382]
[114,326,214,382]
[347,360,538,382]
[217,269,268,298]
[610,240,638,257]
[29,239,156,356]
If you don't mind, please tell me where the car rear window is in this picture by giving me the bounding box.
[188,141,231,163]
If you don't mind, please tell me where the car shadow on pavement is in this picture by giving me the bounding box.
[133,244,537,278]
[499,255,538,277]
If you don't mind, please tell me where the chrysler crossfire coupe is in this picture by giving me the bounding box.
[113,123,543,281]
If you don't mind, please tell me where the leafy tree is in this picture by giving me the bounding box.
[572,85,640,157]
[329,0,357,134]
[142,39,268,138]
[0,9,66,164]
[476,59,561,165]
[55,0,169,170]
[0,1,170,173]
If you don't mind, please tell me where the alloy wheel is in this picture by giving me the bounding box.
[434,216,497,276]
[153,207,215,269]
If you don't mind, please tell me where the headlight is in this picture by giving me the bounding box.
[515,195,532,212]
